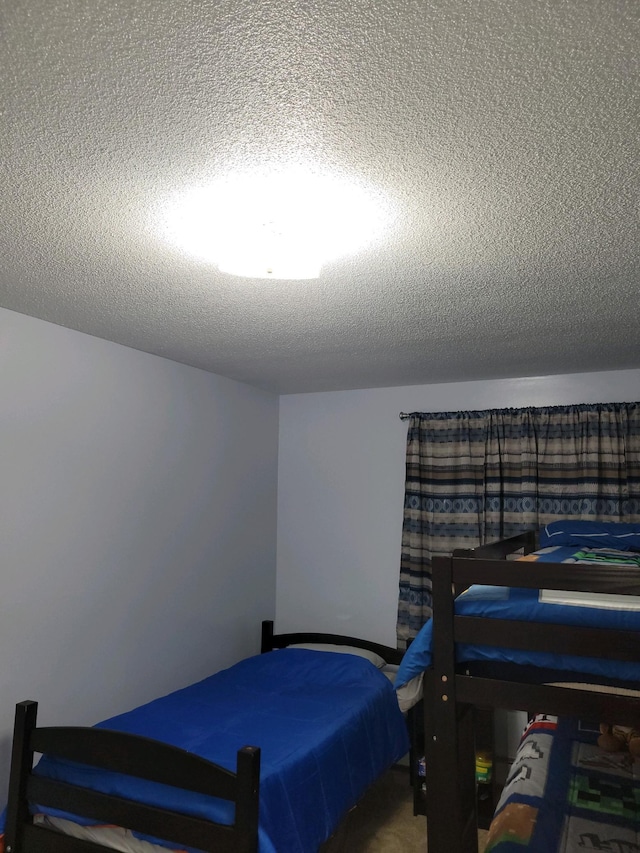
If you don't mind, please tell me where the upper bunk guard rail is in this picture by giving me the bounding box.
[453,529,538,560]
[451,555,640,673]
[260,619,404,665]
[431,551,640,724]
[451,558,640,595]
[4,700,260,853]
[451,529,538,595]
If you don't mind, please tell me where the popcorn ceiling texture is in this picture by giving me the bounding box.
[1,0,638,393]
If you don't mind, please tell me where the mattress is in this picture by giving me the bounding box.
[485,715,640,852]
[0,648,409,853]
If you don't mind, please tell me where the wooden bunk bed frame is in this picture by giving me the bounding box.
[5,620,403,853]
[424,530,640,853]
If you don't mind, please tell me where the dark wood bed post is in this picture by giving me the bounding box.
[235,746,261,853]
[261,620,274,653]
[424,529,537,852]
[425,556,478,853]
[4,699,38,853]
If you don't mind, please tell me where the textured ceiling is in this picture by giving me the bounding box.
[1,0,639,394]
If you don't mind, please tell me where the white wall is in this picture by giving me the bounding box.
[276,369,640,644]
[0,308,279,800]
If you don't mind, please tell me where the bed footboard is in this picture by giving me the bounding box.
[4,700,260,853]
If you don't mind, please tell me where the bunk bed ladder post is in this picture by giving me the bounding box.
[234,745,261,853]
[4,700,38,853]
[425,555,479,853]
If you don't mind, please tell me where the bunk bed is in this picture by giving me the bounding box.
[1,620,410,853]
[394,521,640,853]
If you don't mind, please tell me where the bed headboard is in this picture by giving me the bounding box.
[260,620,404,665]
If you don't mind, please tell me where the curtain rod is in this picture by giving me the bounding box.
[400,402,637,422]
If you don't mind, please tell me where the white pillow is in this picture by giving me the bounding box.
[287,642,386,669]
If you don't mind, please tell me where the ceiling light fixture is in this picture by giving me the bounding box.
[160,165,391,280]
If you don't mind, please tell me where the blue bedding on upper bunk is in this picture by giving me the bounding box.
[396,536,640,689]
[1,648,409,853]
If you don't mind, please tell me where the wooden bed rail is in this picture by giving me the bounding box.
[455,676,640,727]
[453,529,538,560]
[450,530,538,595]
[452,558,640,595]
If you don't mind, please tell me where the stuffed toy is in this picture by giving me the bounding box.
[598,724,640,758]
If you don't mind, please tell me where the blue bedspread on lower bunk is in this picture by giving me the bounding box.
[1,649,409,853]
[396,547,640,688]
[485,715,640,852]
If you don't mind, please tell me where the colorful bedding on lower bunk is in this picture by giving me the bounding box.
[485,715,640,853]
[0,648,410,853]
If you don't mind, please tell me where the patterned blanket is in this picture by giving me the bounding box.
[485,715,640,852]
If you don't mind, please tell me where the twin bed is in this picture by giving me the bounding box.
[393,520,640,853]
[4,521,640,853]
[0,622,410,853]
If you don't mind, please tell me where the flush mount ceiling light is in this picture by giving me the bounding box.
[159,166,391,279]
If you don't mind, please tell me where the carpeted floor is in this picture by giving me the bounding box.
[325,766,488,852]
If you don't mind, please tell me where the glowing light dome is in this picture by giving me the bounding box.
[160,166,391,279]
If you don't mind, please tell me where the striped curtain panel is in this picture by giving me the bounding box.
[396,402,640,648]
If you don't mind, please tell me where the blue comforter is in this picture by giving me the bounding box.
[1,649,409,853]
[396,547,640,688]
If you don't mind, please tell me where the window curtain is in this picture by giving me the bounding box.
[396,402,640,648]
